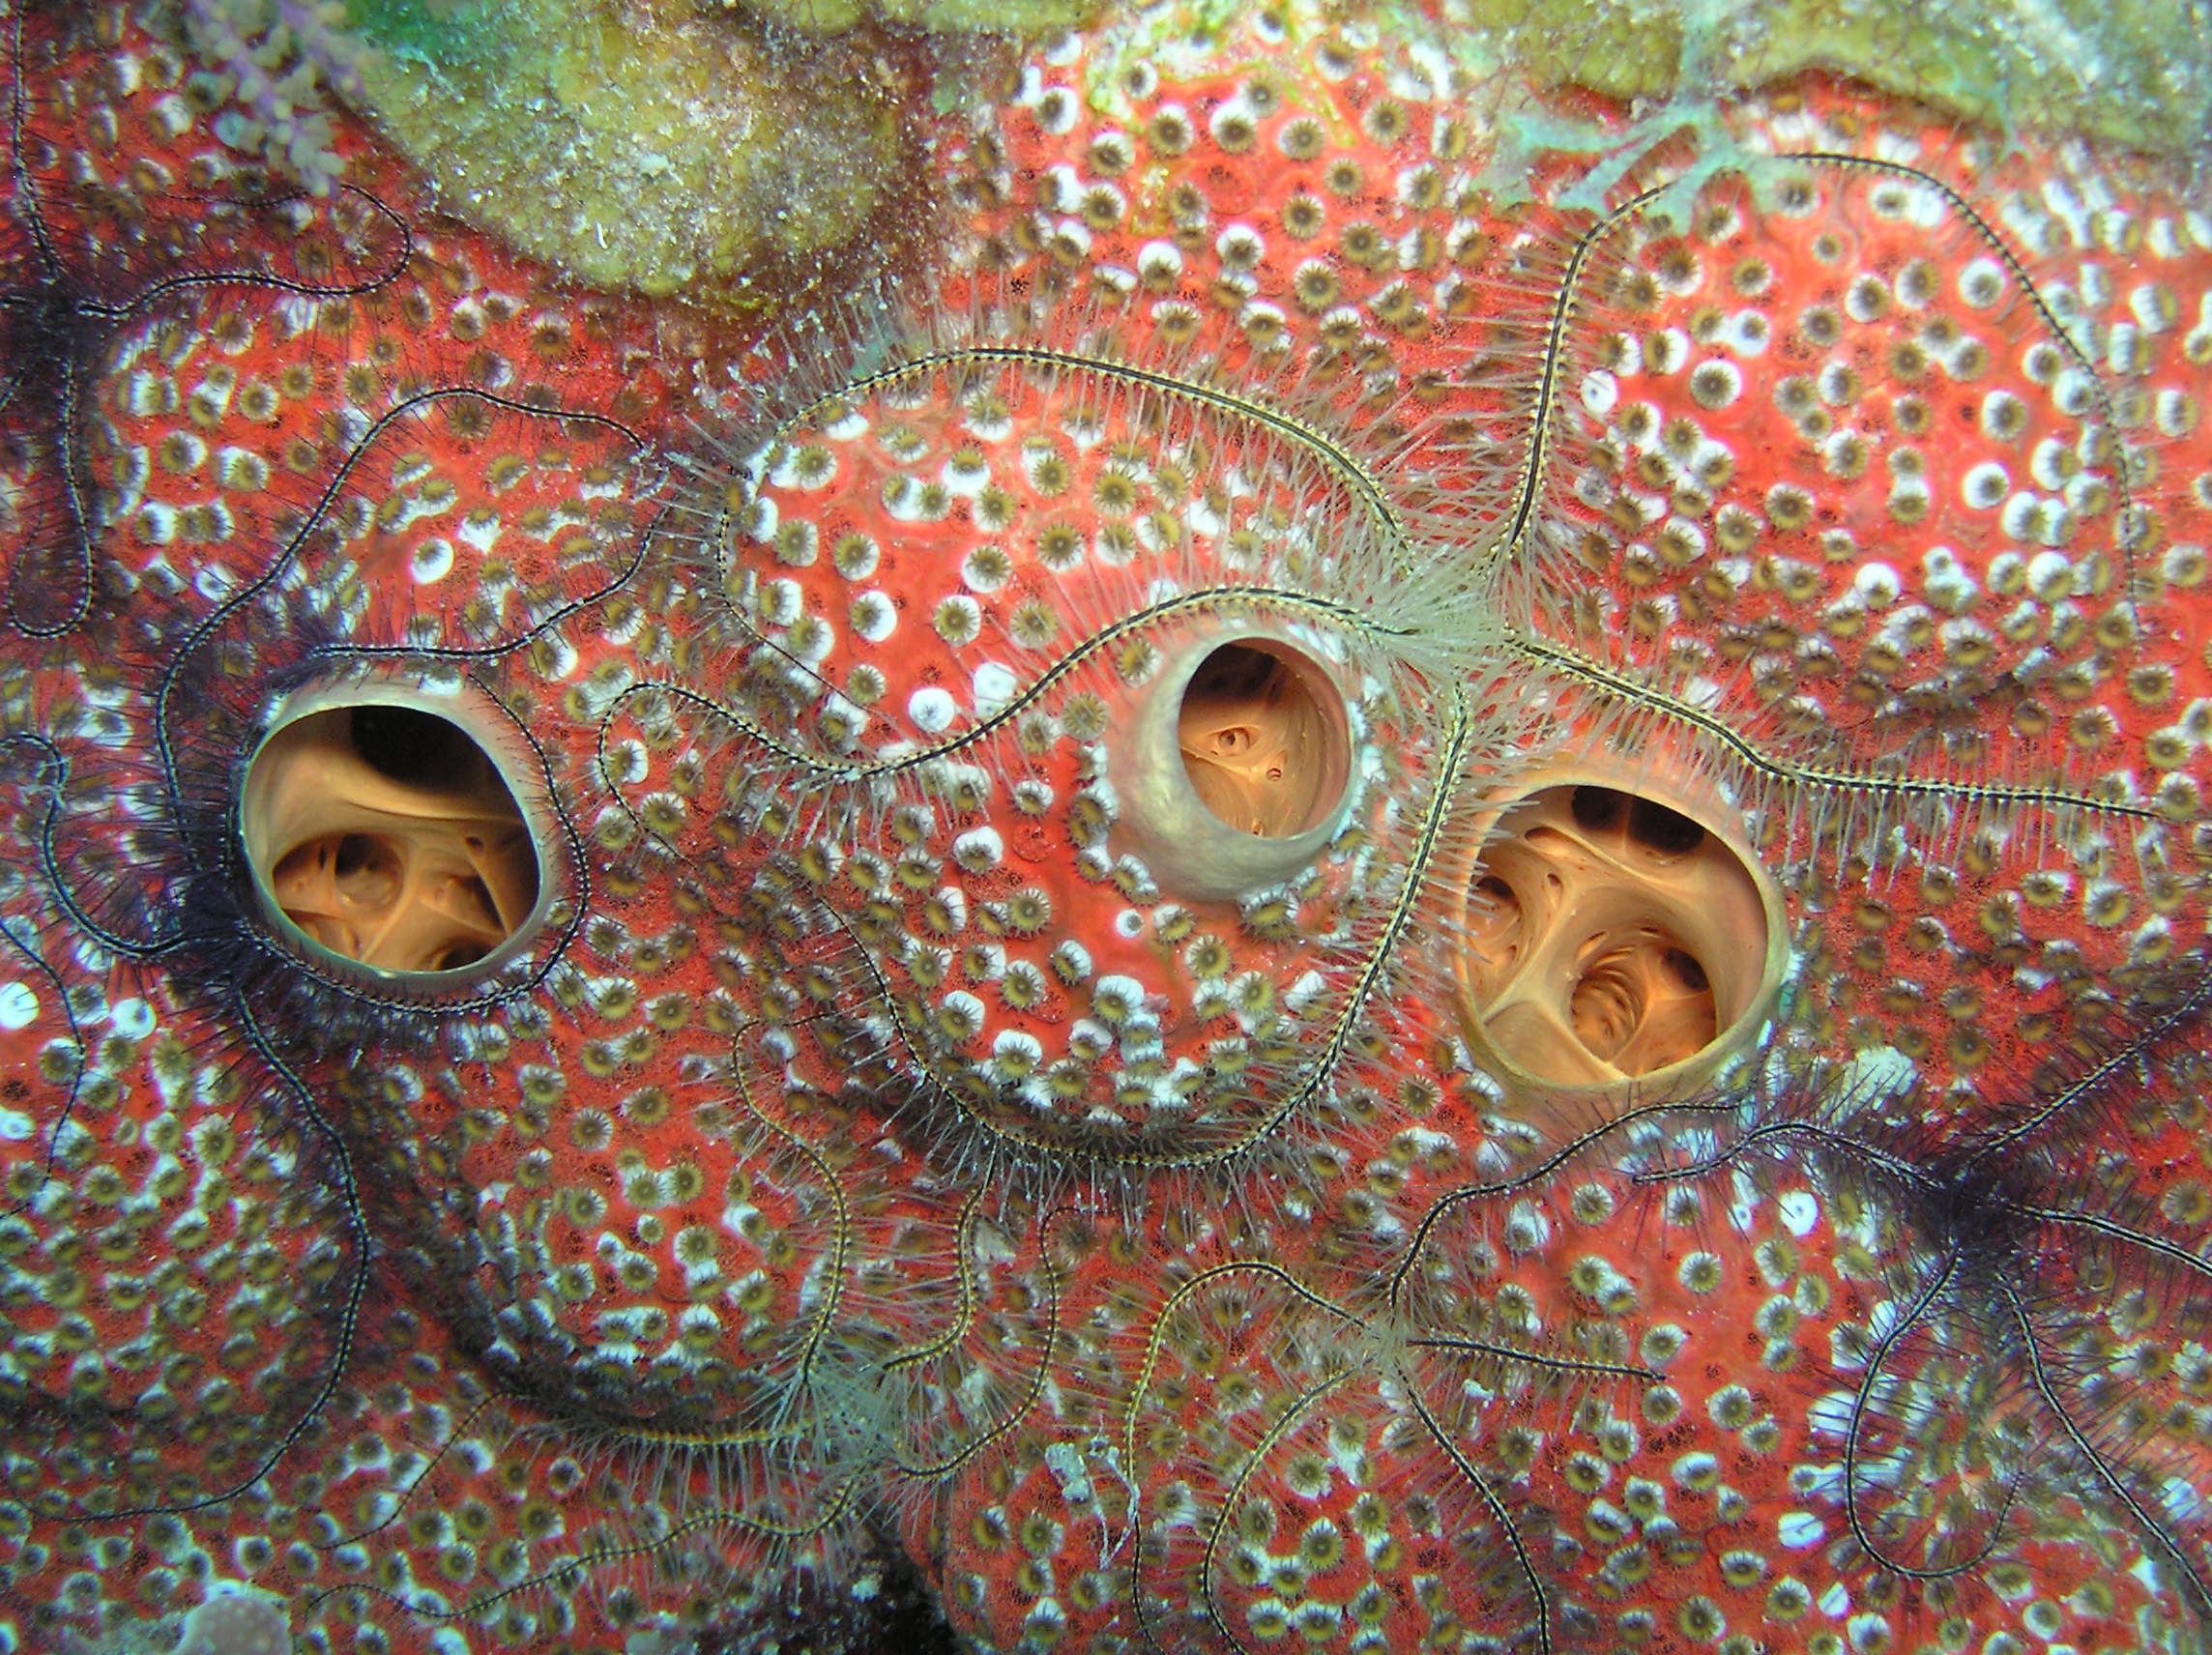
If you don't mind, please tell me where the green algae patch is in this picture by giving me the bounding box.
[338,0,933,300]
[1431,0,2211,160]
[341,0,509,65]
[749,0,1097,35]
[1435,0,1685,101]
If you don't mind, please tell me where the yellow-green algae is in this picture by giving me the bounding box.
[336,0,971,299]
[739,0,1096,40]
[1425,0,2211,160]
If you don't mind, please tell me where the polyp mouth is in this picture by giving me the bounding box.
[1455,777,1786,1095]
[241,695,545,978]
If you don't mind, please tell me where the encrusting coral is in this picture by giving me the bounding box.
[3,0,2212,1652]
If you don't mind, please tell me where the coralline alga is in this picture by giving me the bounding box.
[3,1,2212,1654]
